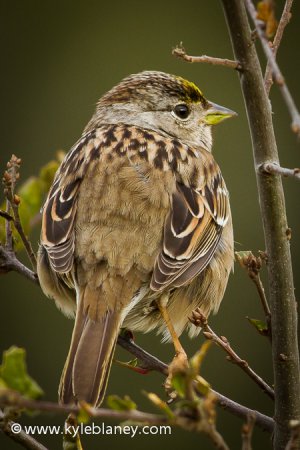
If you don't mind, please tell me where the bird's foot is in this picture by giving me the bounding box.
[164,349,189,396]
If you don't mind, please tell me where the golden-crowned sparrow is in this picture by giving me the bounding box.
[37,71,235,407]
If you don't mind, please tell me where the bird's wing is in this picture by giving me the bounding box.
[41,129,99,273]
[151,165,230,291]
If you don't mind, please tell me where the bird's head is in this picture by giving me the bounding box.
[90,71,236,151]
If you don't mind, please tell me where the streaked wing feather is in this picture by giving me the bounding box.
[151,169,229,291]
[41,131,97,273]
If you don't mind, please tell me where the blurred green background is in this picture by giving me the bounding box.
[1,1,299,449]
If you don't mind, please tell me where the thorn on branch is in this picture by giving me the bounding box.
[172,43,242,70]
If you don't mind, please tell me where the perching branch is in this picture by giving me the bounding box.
[264,0,293,94]
[259,162,300,181]
[173,44,241,69]
[0,408,47,450]
[245,0,300,134]
[117,333,274,433]
[221,1,300,448]
[190,309,274,400]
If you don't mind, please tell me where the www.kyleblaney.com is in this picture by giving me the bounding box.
[14,422,172,438]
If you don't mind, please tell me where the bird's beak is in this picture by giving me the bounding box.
[204,101,237,125]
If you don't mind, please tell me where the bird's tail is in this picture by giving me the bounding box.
[59,285,121,407]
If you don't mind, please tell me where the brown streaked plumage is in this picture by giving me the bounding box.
[37,71,235,407]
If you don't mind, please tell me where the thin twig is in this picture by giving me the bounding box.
[0,393,168,425]
[265,0,293,94]
[215,391,273,434]
[1,200,14,250]
[260,162,300,181]
[0,392,230,450]
[235,251,272,340]
[241,414,255,450]
[245,0,300,134]
[117,333,274,433]
[0,209,14,222]
[3,155,37,271]
[252,274,271,317]
[0,408,48,450]
[10,211,37,272]
[0,245,39,285]
[190,309,275,400]
[172,45,241,69]
[240,252,271,317]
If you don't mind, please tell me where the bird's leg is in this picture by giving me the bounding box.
[157,293,188,379]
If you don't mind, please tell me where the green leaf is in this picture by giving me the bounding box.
[77,407,91,424]
[247,317,269,336]
[106,395,137,411]
[0,347,43,399]
[115,358,150,374]
[171,372,186,398]
[190,340,212,374]
[115,357,138,369]
[144,392,174,419]
[194,375,211,396]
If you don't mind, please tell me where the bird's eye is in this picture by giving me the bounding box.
[173,104,190,120]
